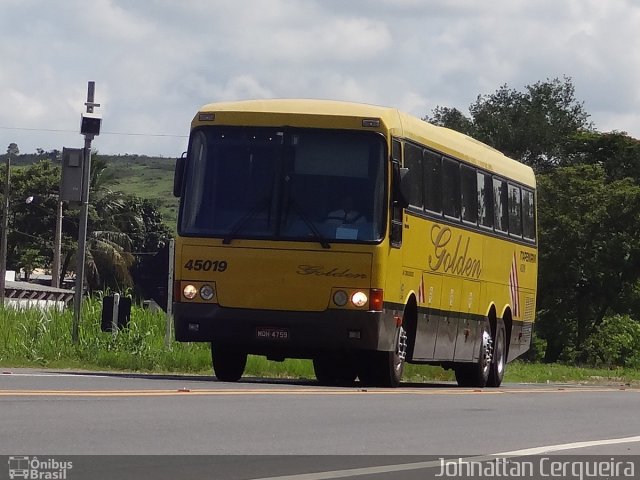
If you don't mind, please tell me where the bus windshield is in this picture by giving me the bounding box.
[179,126,387,244]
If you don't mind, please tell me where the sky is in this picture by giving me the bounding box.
[2,0,640,157]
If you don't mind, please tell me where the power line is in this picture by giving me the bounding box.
[1,126,73,134]
[103,131,188,138]
[0,125,187,138]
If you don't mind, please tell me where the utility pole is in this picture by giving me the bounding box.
[52,198,62,288]
[72,81,101,343]
[0,147,11,306]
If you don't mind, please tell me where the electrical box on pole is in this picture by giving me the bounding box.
[60,147,84,203]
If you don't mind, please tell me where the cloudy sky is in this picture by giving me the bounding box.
[2,0,639,157]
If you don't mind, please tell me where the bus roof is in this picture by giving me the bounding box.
[196,99,535,187]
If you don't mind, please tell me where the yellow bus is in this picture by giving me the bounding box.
[172,99,537,388]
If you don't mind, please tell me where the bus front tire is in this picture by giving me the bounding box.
[454,323,492,388]
[358,325,407,388]
[211,343,247,382]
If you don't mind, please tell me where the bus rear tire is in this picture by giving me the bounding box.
[211,343,247,382]
[487,321,506,387]
[454,323,492,388]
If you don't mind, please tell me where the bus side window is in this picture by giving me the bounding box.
[522,189,536,241]
[390,138,404,247]
[477,171,493,228]
[442,158,461,219]
[392,138,402,162]
[508,184,522,237]
[404,142,424,210]
[461,164,477,224]
[423,150,442,214]
[493,177,509,233]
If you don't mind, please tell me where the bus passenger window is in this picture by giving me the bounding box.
[461,165,477,224]
[423,150,442,214]
[522,189,536,241]
[508,184,522,237]
[442,158,461,219]
[477,171,493,228]
[404,142,423,210]
[493,178,508,233]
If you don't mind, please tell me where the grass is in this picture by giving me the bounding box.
[1,300,639,386]
[0,299,210,374]
[106,159,178,230]
[500,362,640,386]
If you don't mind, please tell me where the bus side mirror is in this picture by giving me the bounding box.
[392,162,409,208]
[173,152,187,197]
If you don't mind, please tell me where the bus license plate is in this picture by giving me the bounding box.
[256,327,289,341]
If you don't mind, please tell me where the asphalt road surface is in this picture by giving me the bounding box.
[1,368,639,479]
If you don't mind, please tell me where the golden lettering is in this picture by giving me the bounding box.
[428,224,482,279]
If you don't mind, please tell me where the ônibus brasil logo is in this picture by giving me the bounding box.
[8,456,73,480]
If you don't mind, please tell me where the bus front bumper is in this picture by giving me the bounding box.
[173,302,397,355]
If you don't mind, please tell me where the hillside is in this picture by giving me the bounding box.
[103,154,178,229]
[4,152,179,230]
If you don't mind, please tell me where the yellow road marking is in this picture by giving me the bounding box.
[0,386,634,397]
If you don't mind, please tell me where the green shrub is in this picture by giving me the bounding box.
[583,314,640,368]
[520,331,547,362]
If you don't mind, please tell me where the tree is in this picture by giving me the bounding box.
[535,164,640,362]
[426,77,593,171]
[564,131,640,182]
[7,143,19,157]
[84,231,135,292]
[17,248,45,281]
[6,156,171,292]
[7,160,62,274]
[121,196,172,303]
[535,132,640,362]
[426,106,474,136]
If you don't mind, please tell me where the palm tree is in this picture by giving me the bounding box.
[82,156,144,291]
[85,231,135,291]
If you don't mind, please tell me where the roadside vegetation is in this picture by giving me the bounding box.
[0,154,172,294]
[2,300,639,386]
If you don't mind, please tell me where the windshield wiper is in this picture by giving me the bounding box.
[288,200,331,249]
[222,197,330,248]
[222,198,271,245]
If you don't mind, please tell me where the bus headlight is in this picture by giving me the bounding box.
[183,284,197,300]
[351,291,368,307]
[200,284,215,301]
[333,290,348,307]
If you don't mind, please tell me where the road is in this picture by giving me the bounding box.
[1,368,639,479]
